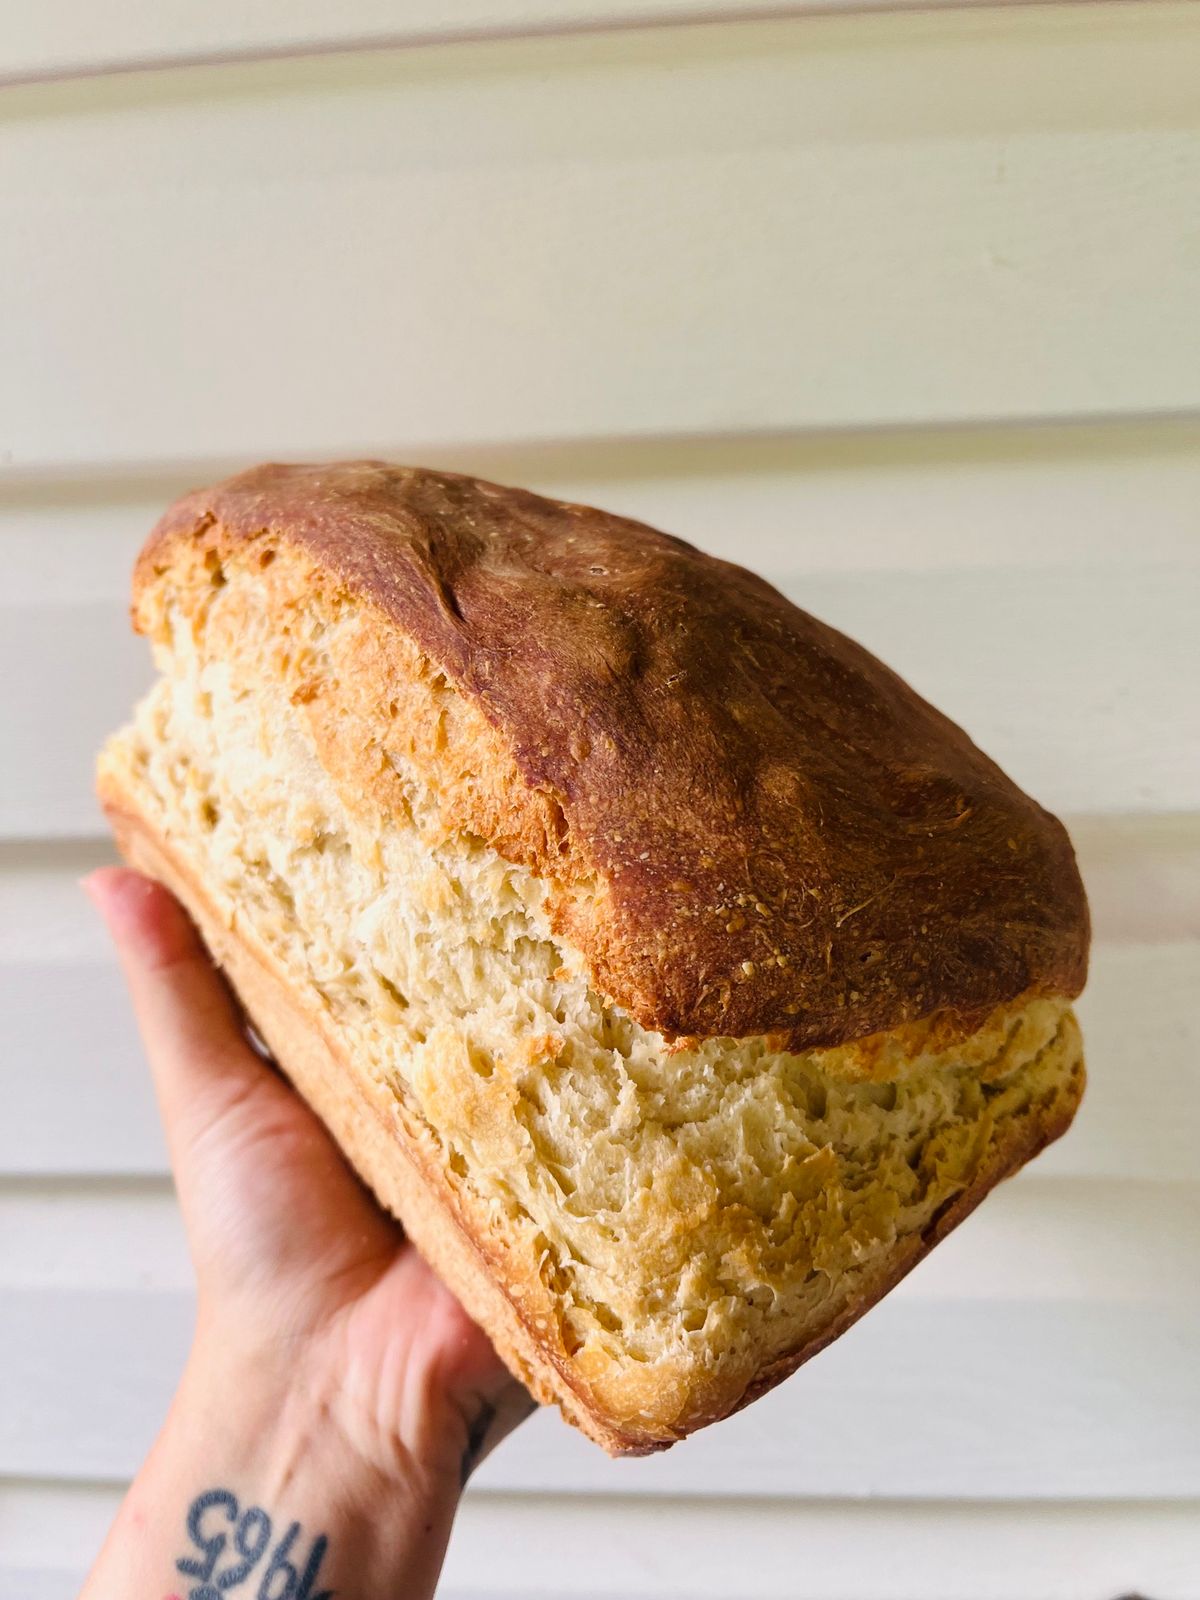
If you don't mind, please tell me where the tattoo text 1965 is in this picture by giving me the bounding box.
[176,1488,332,1600]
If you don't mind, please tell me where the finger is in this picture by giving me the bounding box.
[83,867,279,1156]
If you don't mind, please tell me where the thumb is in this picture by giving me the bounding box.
[83,867,281,1177]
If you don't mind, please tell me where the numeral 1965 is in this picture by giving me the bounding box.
[177,1489,332,1599]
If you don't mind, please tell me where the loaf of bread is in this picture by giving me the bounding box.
[98,462,1088,1454]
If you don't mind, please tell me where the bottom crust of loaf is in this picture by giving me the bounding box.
[100,779,1084,1456]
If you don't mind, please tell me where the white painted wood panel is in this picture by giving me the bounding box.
[0,842,118,963]
[0,965,167,1174]
[0,1179,188,1291]
[0,1577,77,1600]
[2,6,1199,472]
[1036,941,1200,1183]
[1069,812,1200,947]
[0,603,150,839]
[4,941,1194,1179]
[4,559,1197,838]
[6,1484,1200,1600]
[8,417,1200,608]
[444,1493,1200,1600]
[5,1289,1198,1496]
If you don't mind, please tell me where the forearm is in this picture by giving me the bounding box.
[82,1334,462,1600]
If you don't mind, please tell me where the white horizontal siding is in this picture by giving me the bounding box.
[5,1487,1200,1600]
[2,6,1199,472]
[0,1180,189,1291]
[8,417,1200,608]
[6,1288,1199,1498]
[0,964,167,1174]
[4,1174,1198,1505]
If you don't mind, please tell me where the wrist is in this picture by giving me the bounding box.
[175,1322,463,1589]
[83,1322,464,1600]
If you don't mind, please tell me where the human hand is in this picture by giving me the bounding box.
[80,867,531,1600]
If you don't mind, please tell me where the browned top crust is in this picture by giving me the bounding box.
[138,461,1089,1052]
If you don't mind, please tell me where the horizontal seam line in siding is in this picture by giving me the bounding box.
[3,1474,1200,1509]
[5,408,1200,496]
[0,0,1140,92]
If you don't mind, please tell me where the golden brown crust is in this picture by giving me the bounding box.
[99,768,1084,1457]
[137,462,1089,1054]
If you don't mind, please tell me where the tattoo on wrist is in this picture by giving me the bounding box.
[459,1400,498,1486]
[172,1488,332,1600]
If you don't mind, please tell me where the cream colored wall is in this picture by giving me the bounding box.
[2,5,1198,1596]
